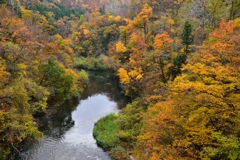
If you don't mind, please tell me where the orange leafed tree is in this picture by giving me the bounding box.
[133,18,240,159]
[153,31,171,50]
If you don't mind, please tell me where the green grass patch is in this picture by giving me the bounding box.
[93,113,119,151]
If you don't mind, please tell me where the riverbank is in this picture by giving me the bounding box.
[15,70,128,160]
[93,101,144,160]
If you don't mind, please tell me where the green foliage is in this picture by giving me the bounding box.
[40,57,77,103]
[110,146,131,160]
[230,0,240,20]
[99,7,105,15]
[73,55,110,70]
[1,0,240,159]
[82,40,91,48]
[78,70,89,83]
[93,101,143,159]
[116,101,143,149]
[27,2,84,20]
[0,0,6,4]
[79,14,84,24]
[77,69,89,92]
[181,21,194,53]
[0,146,11,160]
[24,80,50,114]
[201,132,240,160]
[169,53,187,78]
[0,80,43,159]
[93,113,119,151]
[0,3,87,158]
[207,0,228,25]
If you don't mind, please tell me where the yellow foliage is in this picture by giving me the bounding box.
[65,46,74,54]
[123,18,131,23]
[91,12,101,17]
[17,63,27,70]
[125,89,129,95]
[174,0,183,4]
[167,18,175,25]
[115,41,127,53]
[66,69,78,82]
[63,39,72,45]
[54,34,63,40]
[160,15,167,20]
[170,28,175,33]
[82,4,89,9]
[21,8,33,20]
[179,48,185,53]
[136,74,143,80]
[118,68,130,84]
[128,67,143,81]
[108,15,113,21]
[114,16,121,22]
[45,11,55,18]
[72,32,80,41]
[0,58,10,87]
[83,29,90,35]
[56,19,64,26]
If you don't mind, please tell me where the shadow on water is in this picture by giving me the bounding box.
[15,70,128,160]
[82,70,128,108]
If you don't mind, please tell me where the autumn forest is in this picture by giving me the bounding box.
[0,0,240,159]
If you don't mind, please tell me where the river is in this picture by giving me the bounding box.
[15,71,128,160]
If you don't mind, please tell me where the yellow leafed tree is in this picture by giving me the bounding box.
[118,68,130,84]
[116,41,127,53]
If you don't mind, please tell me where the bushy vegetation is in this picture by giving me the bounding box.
[0,3,88,159]
[27,2,84,20]
[73,55,110,70]
[1,0,240,159]
[93,101,144,159]
[91,0,240,159]
[93,114,119,151]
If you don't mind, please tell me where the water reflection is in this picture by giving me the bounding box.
[16,70,127,160]
[64,94,118,145]
[83,71,128,108]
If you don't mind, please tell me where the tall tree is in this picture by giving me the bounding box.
[132,3,152,43]
[230,0,240,20]
[181,21,194,53]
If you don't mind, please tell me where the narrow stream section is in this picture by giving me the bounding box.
[16,71,127,160]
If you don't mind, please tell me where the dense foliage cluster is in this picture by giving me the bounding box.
[27,2,84,20]
[0,1,88,159]
[1,0,240,159]
[92,0,240,159]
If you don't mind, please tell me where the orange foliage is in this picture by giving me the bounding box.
[133,18,240,159]
[153,31,171,50]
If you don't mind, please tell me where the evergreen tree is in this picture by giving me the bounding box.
[168,22,194,78]
[181,21,194,53]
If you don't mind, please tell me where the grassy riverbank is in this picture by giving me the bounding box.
[93,113,131,160]
[93,101,143,160]
[93,114,119,151]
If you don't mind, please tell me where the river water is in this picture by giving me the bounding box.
[16,71,128,160]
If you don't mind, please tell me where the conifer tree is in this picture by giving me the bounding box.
[181,21,194,53]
